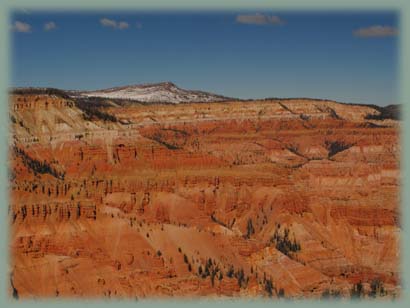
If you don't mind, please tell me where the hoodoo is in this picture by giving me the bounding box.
[9,86,400,299]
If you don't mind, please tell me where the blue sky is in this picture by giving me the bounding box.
[11,11,398,106]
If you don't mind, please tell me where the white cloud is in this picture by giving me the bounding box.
[118,21,129,30]
[236,13,284,25]
[44,21,57,31]
[100,18,117,28]
[353,25,398,37]
[100,18,129,30]
[11,21,32,33]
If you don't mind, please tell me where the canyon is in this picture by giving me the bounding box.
[8,86,401,299]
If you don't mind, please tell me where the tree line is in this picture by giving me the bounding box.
[13,146,65,180]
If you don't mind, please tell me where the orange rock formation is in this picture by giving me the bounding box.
[8,92,400,299]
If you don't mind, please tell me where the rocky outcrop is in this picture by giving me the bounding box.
[8,93,400,299]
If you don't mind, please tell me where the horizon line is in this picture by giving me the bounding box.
[9,84,399,108]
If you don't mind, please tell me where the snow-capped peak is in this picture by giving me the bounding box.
[78,82,231,104]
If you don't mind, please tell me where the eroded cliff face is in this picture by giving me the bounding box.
[9,93,400,299]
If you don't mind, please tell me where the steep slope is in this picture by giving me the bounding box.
[9,91,400,299]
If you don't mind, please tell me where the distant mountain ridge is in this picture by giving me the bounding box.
[9,84,400,120]
[76,81,233,104]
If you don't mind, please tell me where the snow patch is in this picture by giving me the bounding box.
[78,82,230,104]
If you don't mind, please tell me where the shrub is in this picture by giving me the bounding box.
[74,97,118,122]
[226,265,234,278]
[324,140,353,158]
[278,288,285,298]
[245,218,255,239]
[321,289,341,299]
[13,146,65,180]
[264,278,274,297]
[369,279,385,298]
[10,87,70,98]
[351,282,364,299]
[270,225,301,257]
[235,268,246,288]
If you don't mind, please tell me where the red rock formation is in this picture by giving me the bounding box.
[8,94,400,299]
